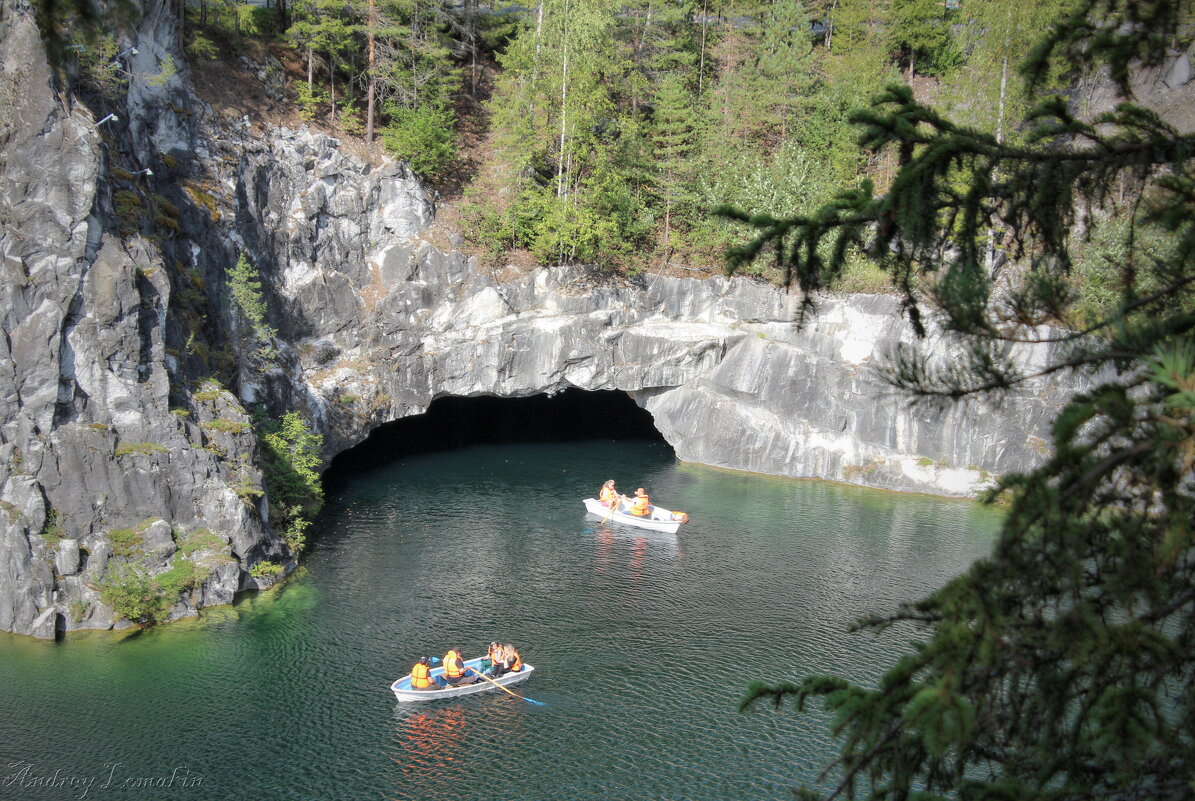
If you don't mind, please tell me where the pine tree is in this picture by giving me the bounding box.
[650,71,699,264]
[725,1,1195,798]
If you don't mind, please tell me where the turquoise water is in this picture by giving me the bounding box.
[0,440,1000,800]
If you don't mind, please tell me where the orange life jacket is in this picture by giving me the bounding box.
[630,494,650,516]
[599,487,618,505]
[509,649,523,671]
[411,662,432,689]
[444,650,464,678]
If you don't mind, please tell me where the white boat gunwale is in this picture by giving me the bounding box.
[391,655,535,702]
[582,497,684,534]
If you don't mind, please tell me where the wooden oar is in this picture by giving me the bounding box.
[469,665,546,706]
[600,494,628,524]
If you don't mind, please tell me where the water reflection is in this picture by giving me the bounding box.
[392,706,468,784]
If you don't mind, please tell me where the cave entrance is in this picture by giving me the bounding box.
[324,389,670,484]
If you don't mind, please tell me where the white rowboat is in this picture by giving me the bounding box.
[390,656,535,702]
[583,497,686,534]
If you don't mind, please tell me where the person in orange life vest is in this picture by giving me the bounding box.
[410,656,445,690]
[485,641,502,676]
[629,487,652,516]
[442,647,468,685]
[491,642,511,677]
[599,480,624,509]
[504,644,523,672]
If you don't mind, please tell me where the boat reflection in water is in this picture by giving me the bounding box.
[393,705,468,782]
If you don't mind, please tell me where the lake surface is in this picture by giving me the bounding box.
[0,440,1000,801]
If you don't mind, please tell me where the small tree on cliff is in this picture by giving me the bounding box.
[723,0,1195,798]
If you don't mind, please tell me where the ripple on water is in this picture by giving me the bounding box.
[0,442,998,801]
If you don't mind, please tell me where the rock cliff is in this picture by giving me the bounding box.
[0,2,1077,637]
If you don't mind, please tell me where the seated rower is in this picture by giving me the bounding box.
[598,480,623,509]
[442,647,474,686]
[629,487,652,517]
[410,656,445,690]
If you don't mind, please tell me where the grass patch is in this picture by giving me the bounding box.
[0,501,22,524]
[176,527,225,556]
[157,556,207,598]
[108,526,143,558]
[115,442,170,457]
[202,419,247,434]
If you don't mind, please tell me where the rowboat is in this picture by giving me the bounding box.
[582,497,687,534]
[390,656,535,702]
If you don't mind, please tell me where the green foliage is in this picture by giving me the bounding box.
[145,54,177,88]
[380,104,458,179]
[235,4,276,38]
[41,509,62,545]
[186,31,219,60]
[227,253,276,361]
[731,2,1195,799]
[258,410,324,555]
[72,34,126,96]
[99,565,169,626]
[295,81,329,121]
[114,442,169,457]
[156,556,206,598]
[176,527,225,556]
[888,0,961,76]
[249,561,284,579]
[202,419,248,434]
[107,526,142,558]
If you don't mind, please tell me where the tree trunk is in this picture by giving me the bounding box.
[307,48,313,92]
[557,6,569,200]
[698,0,709,93]
[366,0,376,141]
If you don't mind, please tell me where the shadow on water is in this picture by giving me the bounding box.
[324,389,671,491]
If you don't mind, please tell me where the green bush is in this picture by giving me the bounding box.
[249,561,284,579]
[381,105,458,180]
[157,557,206,598]
[100,565,169,625]
[42,509,63,545]
[295,82,329,122]
[258,410,323,555]
[186,32,219,60]
[228,254,276,360]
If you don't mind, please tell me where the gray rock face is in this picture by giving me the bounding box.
[0,0,1086,638]
[0,5,284,638]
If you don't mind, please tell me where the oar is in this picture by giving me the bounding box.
[600,494,627,524]
[469,665,546,706]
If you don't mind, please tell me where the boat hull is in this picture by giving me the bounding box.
[583,498,683,534]
[391,656,535,702]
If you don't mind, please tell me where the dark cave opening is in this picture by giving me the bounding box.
[324,388,669,483]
